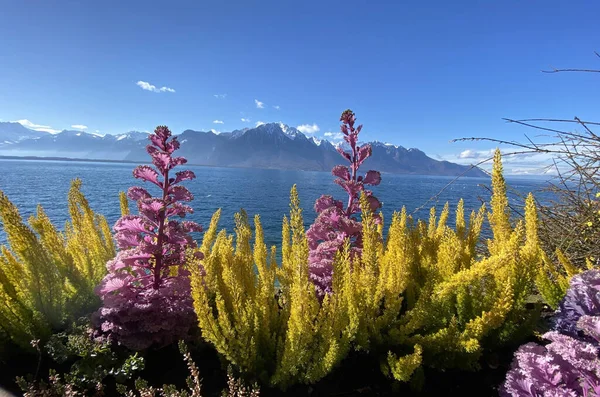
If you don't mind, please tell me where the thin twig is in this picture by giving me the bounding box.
[518,118,600,127]
[412,149,541,214]
[542,67,600,74]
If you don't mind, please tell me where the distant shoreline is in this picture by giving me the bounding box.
[0,155,141,164]
[0,154,499,178]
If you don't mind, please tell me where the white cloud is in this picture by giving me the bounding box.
[213,120,224,124]
[439,148,563,175]
[241,118,250,122]
[273,105,280,110]
[296,123,320,134]
[136,80,175,93]
[213,94,227,99]
[210,128,221,134]
[14,119,61,133]
[324,131,344,140]
[255,121,266,127]
[255,99,264,109]
[71,124,87,130]
[459,149,480,159]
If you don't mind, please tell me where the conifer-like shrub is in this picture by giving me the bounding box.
[0,180,115,351]
[307,109,382,298]
[94,125,203,351]
[190,110,542,389]
[535,248,584,310]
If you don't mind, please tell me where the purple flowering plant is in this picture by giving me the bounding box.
[306,109,382,297]
[501,270,600,396]
[553,270,600,344]
[94,125,203,350]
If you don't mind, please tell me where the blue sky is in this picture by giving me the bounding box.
[1,1,599,173]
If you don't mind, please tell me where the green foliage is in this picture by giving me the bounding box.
[190,149,543,389]
[44,321,144,390]
[0,179,115,351]
[17,340,241,397]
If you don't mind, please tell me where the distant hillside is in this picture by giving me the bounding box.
[0,122,486,177]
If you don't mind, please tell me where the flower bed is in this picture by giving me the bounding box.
[0,111,585,396]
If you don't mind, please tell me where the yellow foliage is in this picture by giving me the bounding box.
[190,149,543,388]
[191,187,357,388]
[0,179,115,350]
[119,191,130,216]
[535,247,583,309]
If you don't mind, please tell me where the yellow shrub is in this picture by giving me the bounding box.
[0,179,114,350]
[190,149,543,387]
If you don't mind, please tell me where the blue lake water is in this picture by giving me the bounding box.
[0,159,553,248]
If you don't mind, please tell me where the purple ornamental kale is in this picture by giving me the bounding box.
[554,270,600,345]
[501,330,600,397]
[501,270,600,396]
[94,125,203,351]
[306,110,382,298]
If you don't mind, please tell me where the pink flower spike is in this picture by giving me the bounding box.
[307,110,382,299]
[114,215,151,234]
[363,170,381,186]
[165,137,181,153]
[94,125,204,350]
[114,232,141,249]
[336,146,351,162]
[151,151,172,173]
[174,170,196,184]
[170,156,188,168]
[166,202,194,217]
[182,221,203,233]
[100,276,126,294]
[133,165,161,187]
[149,135,166,151]
[314,195,343,213]
[128,186,151,201]
[332,165,351,181]
[169,185,194,202]
[357,145,372,165]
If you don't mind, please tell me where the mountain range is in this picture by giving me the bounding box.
[0,121,486,177]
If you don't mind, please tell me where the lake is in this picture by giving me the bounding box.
[0,159,553,248]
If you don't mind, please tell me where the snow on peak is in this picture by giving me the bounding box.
[278,122,289,134]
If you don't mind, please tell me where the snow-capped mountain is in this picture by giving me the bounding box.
[0,122,47,143]
[0,122,486,177]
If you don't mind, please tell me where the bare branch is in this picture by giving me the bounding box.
[412,149,543,215]
[542,67,600,74]
[518,118,600,127]
[574,116,600,139]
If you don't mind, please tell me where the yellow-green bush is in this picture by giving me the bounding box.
[190,149,543,389]
[0,179,115,350]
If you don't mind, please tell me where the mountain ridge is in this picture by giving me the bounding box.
[0,122,486,177]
